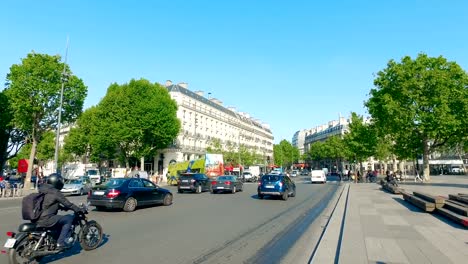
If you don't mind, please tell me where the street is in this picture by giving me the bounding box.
[0,177,339,264]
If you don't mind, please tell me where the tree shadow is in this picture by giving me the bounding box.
[43,233,110,263]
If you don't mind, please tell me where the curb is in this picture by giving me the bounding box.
[310,183,350,263]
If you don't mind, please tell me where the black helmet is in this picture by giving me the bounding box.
[47,173,64,190]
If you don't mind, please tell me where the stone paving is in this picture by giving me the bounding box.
[313,175,468,264]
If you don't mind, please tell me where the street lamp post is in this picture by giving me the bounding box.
[54,37,69,174]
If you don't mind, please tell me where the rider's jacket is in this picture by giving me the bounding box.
[36,184,81,227]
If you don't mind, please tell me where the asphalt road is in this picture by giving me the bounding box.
[0,177,339,264]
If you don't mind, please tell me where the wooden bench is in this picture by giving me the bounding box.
[444,200,468,216]
[413,192,445,209]
[382,182,402,194]
[436,207,468,228]
[401,191,435,212]
[448,194,468,205]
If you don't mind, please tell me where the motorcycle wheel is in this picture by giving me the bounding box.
[9,237,41,264]
[80,220,103,251]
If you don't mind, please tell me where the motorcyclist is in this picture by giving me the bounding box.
[36,174,85,250]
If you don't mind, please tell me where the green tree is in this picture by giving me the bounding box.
[4,53,87,189]
[324,136,350,172]
[273,140,297,169]
[366,54,468,180]
[343,112,377,175]
[85,79,180,167]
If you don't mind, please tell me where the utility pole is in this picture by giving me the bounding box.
[54,37,69,174]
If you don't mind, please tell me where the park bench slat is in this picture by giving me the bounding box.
[446,199,468,209]
[382,183,402,194]
[402,192,435,212]
[413,192,445,208]
[444,201,468,216]
[436,207,468,228]
[448,194,468,205]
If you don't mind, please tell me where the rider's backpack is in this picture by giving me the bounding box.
[22,192,46,222]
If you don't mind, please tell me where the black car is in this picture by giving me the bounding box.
[87,178,173,212]
[257,174,296,200]
[210,175,243,194]
[177,173,211,193]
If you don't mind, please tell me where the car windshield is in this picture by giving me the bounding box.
[104,178,126,188]
[68,179,82,184]
[87,170,98,175]
[262,175,281,182]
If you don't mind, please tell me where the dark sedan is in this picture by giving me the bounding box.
[177,173,211,193]
[87,178,173,212]
[210,175,243,194]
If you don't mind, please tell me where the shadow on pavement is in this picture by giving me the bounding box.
[44,233,109,263]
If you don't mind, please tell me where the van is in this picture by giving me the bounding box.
[86,169,101,184]
[311,170,327,184]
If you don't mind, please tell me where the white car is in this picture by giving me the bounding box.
[311,170,327,184]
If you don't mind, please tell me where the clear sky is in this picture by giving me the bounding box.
[1,0,467,143]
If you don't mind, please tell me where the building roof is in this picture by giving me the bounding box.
[166,84,272,134]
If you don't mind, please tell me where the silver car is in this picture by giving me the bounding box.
[61,176,93,196]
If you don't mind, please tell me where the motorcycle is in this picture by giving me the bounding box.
[4,203,103,264]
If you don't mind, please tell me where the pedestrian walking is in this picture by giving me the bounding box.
[414,170,423,182]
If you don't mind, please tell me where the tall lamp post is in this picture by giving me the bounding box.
[54,37,69,174]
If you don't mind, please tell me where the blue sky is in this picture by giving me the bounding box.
[1,0,467,143]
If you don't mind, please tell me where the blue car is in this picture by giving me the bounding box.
[257,174,296,200]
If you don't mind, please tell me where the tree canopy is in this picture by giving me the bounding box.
[4,52,87,188]
[64,79,180,167]
[366,53,468,180]
[273,140,299,169]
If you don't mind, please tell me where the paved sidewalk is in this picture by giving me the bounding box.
[312,179,468,264]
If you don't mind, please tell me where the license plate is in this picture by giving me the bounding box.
[4,238,16,248]
[93,191,105,195]
[217,187,225,189]
[265,185,274,188]
[182,180,188,183]
[179,186,190,189]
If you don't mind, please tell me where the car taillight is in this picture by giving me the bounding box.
[225,181,231,185]
[211,181,217,185]
[278,182,283,188]
[106,190,120,198]
[258,181,262,186]
[87,191,91,198]
[6,232,15,238]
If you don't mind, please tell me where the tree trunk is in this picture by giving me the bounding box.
[423,140,431,181]
[24,136,38,190]
[392,156,397,173]
[140,157,144,172]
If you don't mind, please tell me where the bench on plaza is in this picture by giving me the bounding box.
[413,192,445,209]
[382,182,402,194]
[432,193,468,228]
[401,191,435,212]
[448,194,468,205]
[443,201,468,217]
[436,207,468,228]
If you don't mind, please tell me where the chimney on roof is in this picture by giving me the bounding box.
[178,82,188,89]
[165,80,172,87]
